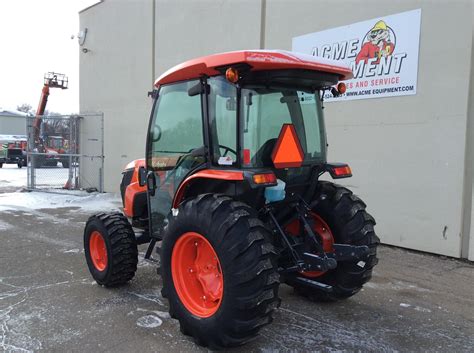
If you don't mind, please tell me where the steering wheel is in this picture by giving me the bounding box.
[219,145,237,157]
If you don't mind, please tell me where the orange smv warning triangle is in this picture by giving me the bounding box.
[271,124,304,168]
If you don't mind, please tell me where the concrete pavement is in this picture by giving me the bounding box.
[0,195,473,352]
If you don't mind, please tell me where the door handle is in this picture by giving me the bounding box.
[146,171,157,196]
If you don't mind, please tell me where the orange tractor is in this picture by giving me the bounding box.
[83,50,379,348]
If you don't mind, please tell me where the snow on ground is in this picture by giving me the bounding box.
[0,134,27,142]
[0,163,73,189]
[0,163,27,188]
[33,167,73,189]
[0,220,12,231]
[0,163,121,213]
[0,190,122,212]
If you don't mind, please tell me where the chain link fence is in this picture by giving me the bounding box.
[26,113,104,192]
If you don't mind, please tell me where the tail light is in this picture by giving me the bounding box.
[327,163,352,179]
[253,173,277,185]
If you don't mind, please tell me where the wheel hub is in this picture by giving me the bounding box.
[285,212,334,278]
[172,232,223,317]
[89,231,108,271]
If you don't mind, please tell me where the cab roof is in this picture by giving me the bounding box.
[155,50,353,86]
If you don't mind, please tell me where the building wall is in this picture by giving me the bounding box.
[265,0,473,258]
[467,5,474,261]
[79,0,474,259]
[154,0,263,80]
[79,0,263,192]
[79,0,153,192]
[0,115,26,135]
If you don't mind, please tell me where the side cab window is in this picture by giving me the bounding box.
[208,77,237,166]
[148,80,204,173]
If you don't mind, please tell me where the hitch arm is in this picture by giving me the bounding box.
[295,203,337,270]
[268,210,302,265]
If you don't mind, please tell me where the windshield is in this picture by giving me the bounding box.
[49,138,63,149]
[240,86,326,168]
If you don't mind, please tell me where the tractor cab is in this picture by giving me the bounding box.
[142,51,352,236]
[45,135,67,153]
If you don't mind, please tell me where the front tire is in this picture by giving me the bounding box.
[161,194,280,349]
[84,212,138,286]
[287,181,379,301]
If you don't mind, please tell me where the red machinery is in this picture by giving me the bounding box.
[31,72,68,167]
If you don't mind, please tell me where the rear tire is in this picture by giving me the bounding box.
[160,194,280,349]
[84,212,138,286]
[287,181,379,301]
[62,160,69,168]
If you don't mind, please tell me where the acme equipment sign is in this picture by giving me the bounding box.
[292,9,421,101]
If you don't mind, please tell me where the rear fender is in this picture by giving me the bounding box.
[172,170,244,209]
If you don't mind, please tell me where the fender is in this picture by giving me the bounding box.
[172,169,244,209]
[121,159,147,218]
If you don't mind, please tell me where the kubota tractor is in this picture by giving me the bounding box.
[84,50,379,349]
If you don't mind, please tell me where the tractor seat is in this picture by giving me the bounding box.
[251,138,277,167]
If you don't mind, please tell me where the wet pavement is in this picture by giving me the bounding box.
[0,193,473,352]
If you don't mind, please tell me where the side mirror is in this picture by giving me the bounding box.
[188,82,210,96]
[151,125,162,142]
[138,166,147,187]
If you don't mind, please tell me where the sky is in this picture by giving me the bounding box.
[0,0,99,114]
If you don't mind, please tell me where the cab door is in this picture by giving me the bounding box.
[146,79,205,237]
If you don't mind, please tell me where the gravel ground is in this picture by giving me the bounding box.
[0,184,473,352]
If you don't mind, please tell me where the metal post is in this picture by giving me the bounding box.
[67,116,74,189]
[76,115,81,189]
[26,116,30,189]
[27,116,36,190]
[99,167,103,193]
[100,113,104,193]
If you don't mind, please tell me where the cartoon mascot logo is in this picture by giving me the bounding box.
[356,20,396,65]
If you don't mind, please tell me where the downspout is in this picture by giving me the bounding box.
[151,0,156,86]
[460,10,474,259]
[260,0,266,49]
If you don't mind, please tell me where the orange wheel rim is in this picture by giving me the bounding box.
[285,212,334,278]
[89,231,108,271]
[171,232,223,318]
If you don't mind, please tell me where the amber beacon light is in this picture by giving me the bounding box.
[225,67,239,83]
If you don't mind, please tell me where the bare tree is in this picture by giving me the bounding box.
[42,117,70,138]
[17,103,34,114]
